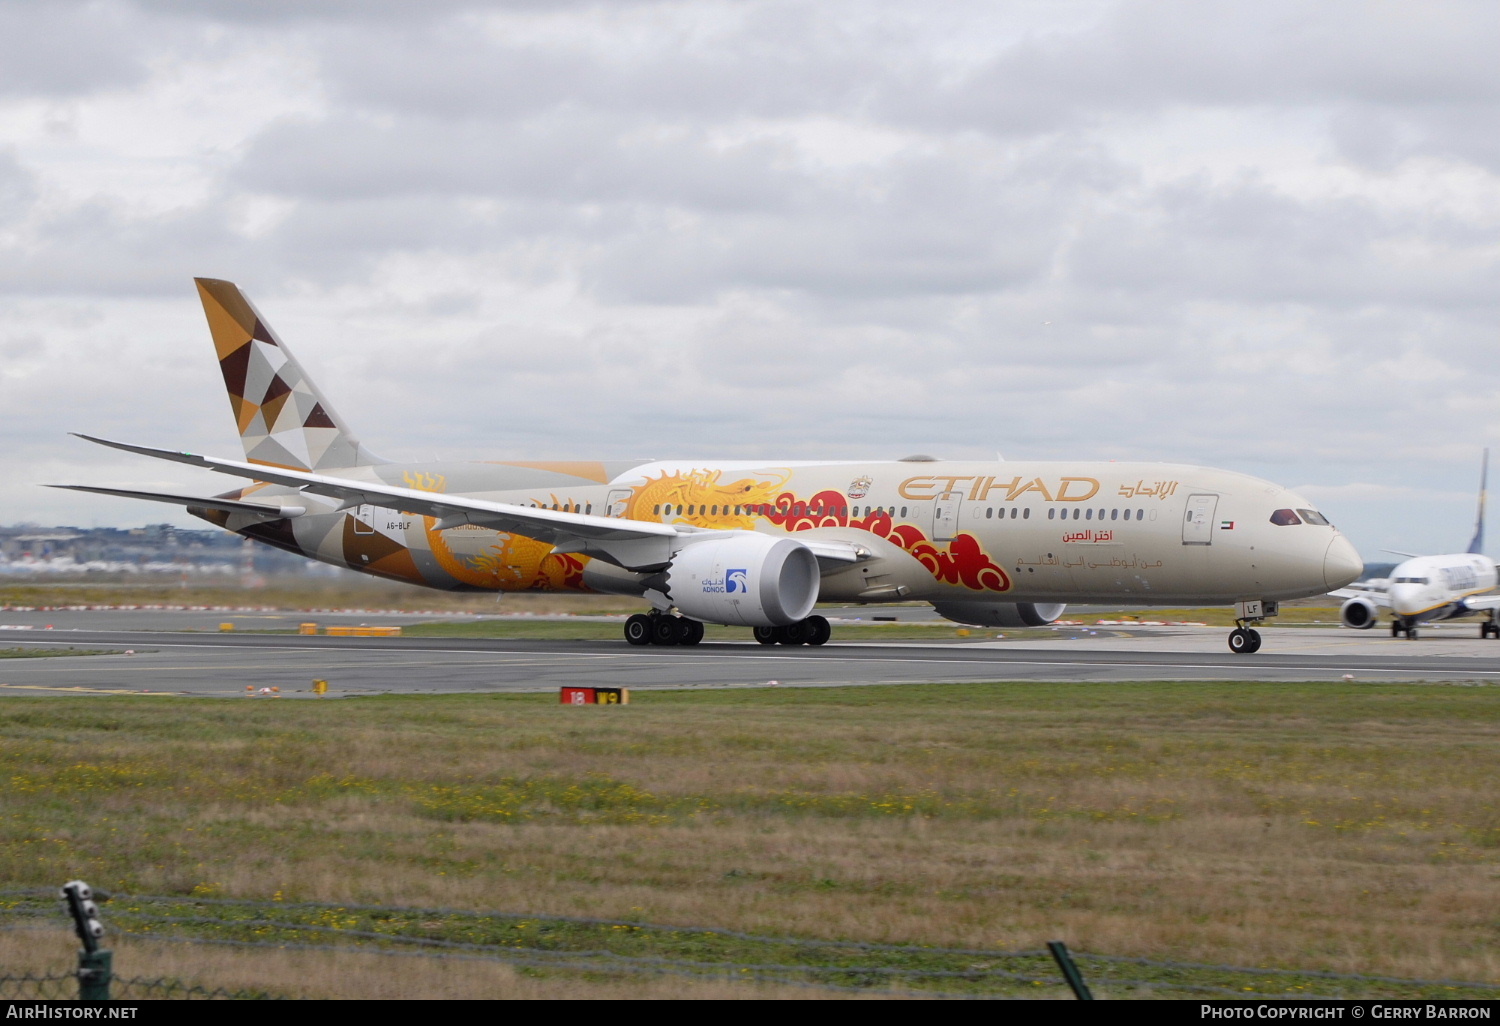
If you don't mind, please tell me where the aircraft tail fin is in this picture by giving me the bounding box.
[194,278,385,471]
[1468,447,1488,555]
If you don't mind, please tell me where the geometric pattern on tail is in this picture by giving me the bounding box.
[195,277,381,471]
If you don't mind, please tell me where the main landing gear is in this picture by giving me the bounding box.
[623,612,704,647]
[623,612,832,647]
[1482,615,1500,640]
[752,614,832,647]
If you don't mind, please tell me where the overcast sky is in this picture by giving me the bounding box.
[3,0,1499,560]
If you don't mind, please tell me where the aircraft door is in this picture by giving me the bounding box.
[1182,494,1218,545]
[353,504,376,535]
[933,494,962,542]
[606,489,632,518]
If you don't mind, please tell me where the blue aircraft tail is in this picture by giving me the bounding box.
[1467,448,1488,554]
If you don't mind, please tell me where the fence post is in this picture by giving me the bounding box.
[1047,940,1093,1000]
[77,949,113,1001]
[61,880,111,1001]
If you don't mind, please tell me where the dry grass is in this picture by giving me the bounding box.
[0,925,875,1000]
[397,619,1068,642]
[2,682,1499,997]
[1082,606,1342,626]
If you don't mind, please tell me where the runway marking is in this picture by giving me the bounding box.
[10,638,1500,676]
[0,683,181,694]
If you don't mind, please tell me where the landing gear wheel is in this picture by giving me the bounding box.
[778,621,808,646]
[1228,628,1251,654]
[624,614,653,647]
[680,619,704,646]
[803,615,831,647]
[652,616,684,646]
[1244,628,1262,653]
[1391,621,1402,638]
[753,626,778,646]
[1407,627,1418,640]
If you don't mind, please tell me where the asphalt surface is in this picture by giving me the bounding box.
[4,616,1500,696]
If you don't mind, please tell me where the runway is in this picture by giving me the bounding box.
[3,620,1500,696]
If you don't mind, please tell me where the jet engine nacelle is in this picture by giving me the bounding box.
[932,602,1067,628]
[657,533,820,627]
[1340,596,1379,629]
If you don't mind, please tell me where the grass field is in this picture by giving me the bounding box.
[2,681,1498,998]
[1,578,1343,626]
[0,647,111,659]
[391,609,1339,642]
[395,619,1072,642]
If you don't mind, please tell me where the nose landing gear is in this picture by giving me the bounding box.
[1226,600,1275,654]
[1227,625,1262,654]
[1391,618,1418,640]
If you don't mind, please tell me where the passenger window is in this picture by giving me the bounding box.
[1270,509,1301,526]
[1073,509,1081,520]
[1297,509,1330,526]
[1048,508,1055,520]
[1111,509,1118,520]
[985,508,993,519]
[901,506,908,517]
[1023,508,1030,519]
[1085,509,1093,520]
[1137,509,1143,519]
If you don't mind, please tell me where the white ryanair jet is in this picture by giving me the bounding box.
[1334,450,1500,640]
[53,279,1364,653]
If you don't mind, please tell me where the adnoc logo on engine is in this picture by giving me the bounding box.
[726,569,748,593]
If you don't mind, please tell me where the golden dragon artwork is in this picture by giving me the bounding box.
[405,470,588,590]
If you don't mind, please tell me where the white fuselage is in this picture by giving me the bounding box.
[1386,553,1499,621]
[223,456,1364,609]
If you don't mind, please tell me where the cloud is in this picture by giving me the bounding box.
[0,2,147,97]
[3,0,1500,561]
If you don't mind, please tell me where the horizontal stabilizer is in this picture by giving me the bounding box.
[48,484,305,518]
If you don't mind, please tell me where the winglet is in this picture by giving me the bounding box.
[1468,447,1488,555]
[71,432,211,468]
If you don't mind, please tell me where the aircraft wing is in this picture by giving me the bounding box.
[67,435,864,571]
[1329,584,1391,607]
[49,484,307,519]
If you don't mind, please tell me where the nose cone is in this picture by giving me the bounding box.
[1324,535,1364,591]
[1388,583,1423,616]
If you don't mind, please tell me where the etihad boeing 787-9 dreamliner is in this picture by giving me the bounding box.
[56,279,1363,653]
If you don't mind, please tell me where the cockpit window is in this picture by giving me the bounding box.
[1269,508,1301,526]
[1297,509,1330,526]
[1394,577,1430,585]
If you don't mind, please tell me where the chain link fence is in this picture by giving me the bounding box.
[4,884,1499,1000]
